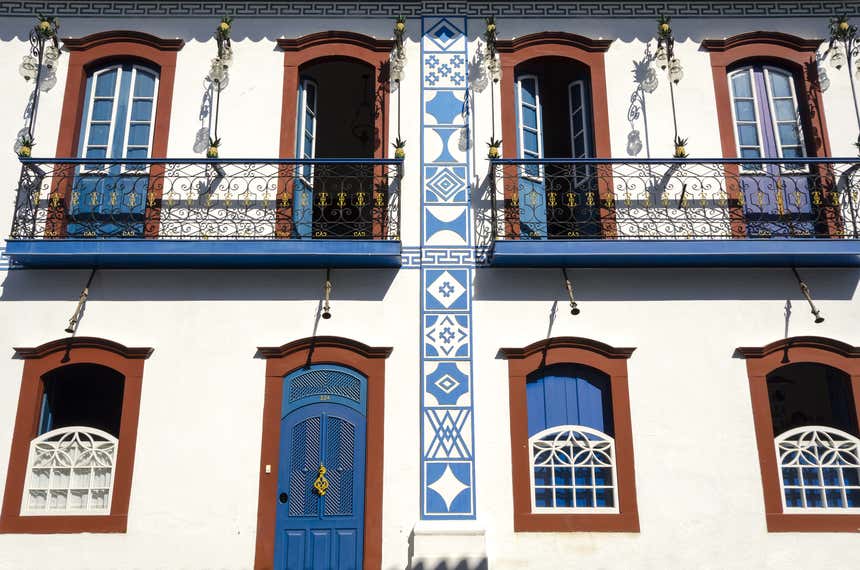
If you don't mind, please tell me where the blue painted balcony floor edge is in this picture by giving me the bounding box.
[488,239,860,268]
[4,239,402,268]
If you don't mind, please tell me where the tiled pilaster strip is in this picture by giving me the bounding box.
[420,16,476,519]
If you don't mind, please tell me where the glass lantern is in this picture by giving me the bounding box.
[655,45,668,70]
[487,53,502,83]
[19,54,38,81]
[668,57,684,84]
[44,45,60,69]
[830,42,845,70]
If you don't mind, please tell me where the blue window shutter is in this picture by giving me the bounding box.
[568,80,591,159]
[71,63,158,237]
[516,75,542,162]
[515,74,547,239]
[526,365,613,436]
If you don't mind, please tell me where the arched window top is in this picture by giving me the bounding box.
[526,364,614,437]
[701,31,822,55]
[63,30,184,53]
[775,426,860,511]
[282,364,367,415]
[496,32,613,55]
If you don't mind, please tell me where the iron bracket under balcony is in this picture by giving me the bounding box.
[6,158,403,268]
[486,158,860,268]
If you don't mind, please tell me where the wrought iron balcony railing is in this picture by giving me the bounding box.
[10,158,402,241]
[489,158,860,242]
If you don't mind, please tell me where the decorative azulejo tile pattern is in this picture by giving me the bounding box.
[421,16,476,520]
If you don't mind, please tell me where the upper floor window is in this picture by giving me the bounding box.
[46,31,182,240]
[501,337,638,532]
[496,34,614,243]
[68,63,159,237]
[729,64,806,169]
[513,58,598,240]
[703,32,833,240]
[79,63,159,166]
[527,364,617,512]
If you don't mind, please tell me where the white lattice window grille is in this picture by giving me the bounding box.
[529,425,618,513]
[776,426,860,512]
[21,427,118,516]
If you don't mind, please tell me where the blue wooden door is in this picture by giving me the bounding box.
[69,64,157,237]
[275,366,367,570]
[729,65,814,237]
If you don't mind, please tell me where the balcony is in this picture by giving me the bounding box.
[5,158,402,268]
[486,158,860,267]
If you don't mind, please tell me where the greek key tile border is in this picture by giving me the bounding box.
[2,2,856,18]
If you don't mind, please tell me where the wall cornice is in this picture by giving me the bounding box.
[500,337,636,360]
[257,336,393,360]
[14,337,154,360]
[701,31,823,53]
[277,31,393,52]
[3,2,858,18]
[496,32,612,53]
[62,30,184,52]
[736,336,860,360]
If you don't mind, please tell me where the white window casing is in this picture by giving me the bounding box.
[21,426,118,516]
[529,424,619,514]
[775,426,860,512]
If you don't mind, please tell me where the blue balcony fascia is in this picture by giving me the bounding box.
[488,239,860,268]
[4,239,402,269]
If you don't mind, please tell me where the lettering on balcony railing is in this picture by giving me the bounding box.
[10,159,402,241]
[484,158,860,242]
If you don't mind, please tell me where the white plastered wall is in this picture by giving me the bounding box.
[0,12,857,570]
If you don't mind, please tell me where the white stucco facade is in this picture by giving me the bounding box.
[1,2,859,569]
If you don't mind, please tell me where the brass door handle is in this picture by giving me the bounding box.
[313,464,329,496]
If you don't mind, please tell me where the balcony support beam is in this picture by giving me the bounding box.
[4,239,401,269]
[489,239,860,268]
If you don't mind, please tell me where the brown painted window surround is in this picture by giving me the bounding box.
[0,338,152,534]
[737,336,860,532]
[702,31,832,238]
[46,30,183,238]
[253,337,391,570]
[496,32,617,239]
[500,337,639,532]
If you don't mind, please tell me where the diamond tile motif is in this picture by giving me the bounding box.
[425,462,472,515]
[424,18,465,52]
[425,165,467,203]
[425,269,468,310]
[425,361,470,406]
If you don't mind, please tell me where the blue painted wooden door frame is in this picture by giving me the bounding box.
[274,366,367,570]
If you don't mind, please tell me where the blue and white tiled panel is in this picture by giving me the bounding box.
[422,17,470,247]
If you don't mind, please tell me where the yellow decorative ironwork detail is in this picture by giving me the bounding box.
[313,464,329,497]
